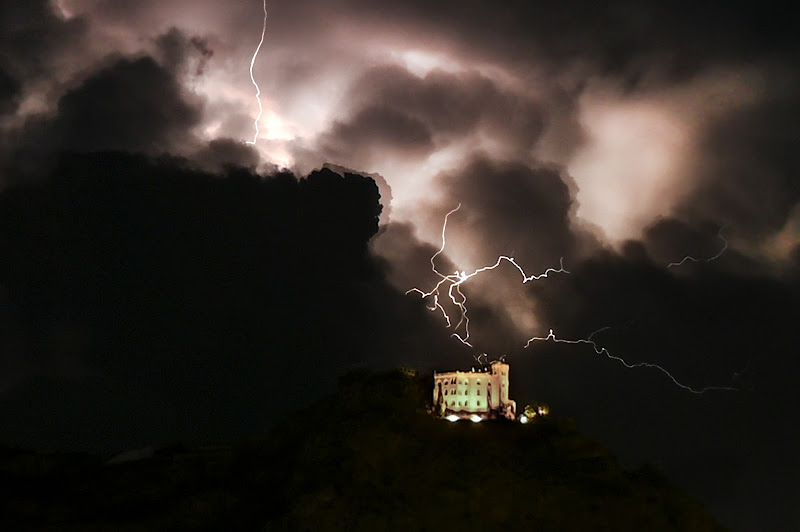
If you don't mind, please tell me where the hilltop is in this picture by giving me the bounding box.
[1,368,727,531]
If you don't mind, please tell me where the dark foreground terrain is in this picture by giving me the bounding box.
[1,369,726,531]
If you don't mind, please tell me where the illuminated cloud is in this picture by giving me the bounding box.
[2,0,795,346]
[1,3,799,529]
[4,0,796,257]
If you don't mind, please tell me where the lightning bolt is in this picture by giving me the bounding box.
[406,204,569,348]
[409,205,738,394]
[667,226,728,268]
[246,0,268,146]
[524,328,738,394]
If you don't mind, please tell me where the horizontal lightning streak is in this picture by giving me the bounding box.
[524,328,738,394]
[667,226,728,268]
[407,205,736,394]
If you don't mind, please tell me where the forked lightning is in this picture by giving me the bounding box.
[409,205,737,394]
[406,204,568,347]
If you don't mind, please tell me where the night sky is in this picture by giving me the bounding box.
[1,1,799,530]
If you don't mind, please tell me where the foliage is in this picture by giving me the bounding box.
[1,369,727,531]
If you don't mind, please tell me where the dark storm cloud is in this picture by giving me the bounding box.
[376,156,605,353]
[675,77,800,240]
[302,65,556,176]
[154,27,214,78]
[53,55,202,152]
[319,104,435,167]
[0,151,461,449]
[0,53,203,181]
[0,1,798,528]
[519,238,800,517]
[643,218,726,265]
[370,217,532,356]
[370,221,456,293]
[325,0,800,82]
[0,66,21,115]
[0,1,90,82]
[345,66,547,152]
[0,21,260,180]
[191,137,260,172]
[434,157,597,271]
[323,162,394,223]
[265,0,800,265]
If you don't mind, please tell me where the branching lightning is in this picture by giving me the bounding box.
[524,328,738,394]
[409,205,738,395]
[246,0,268,145]
[667,226,728,268]
[406,203,568,348]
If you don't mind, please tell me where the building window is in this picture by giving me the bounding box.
[477,401,481,406]
[444,390,448,395]
[477,390,480,396]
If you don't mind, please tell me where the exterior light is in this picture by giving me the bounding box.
[519,415,529,424]
[446,414,460,422]
[470,414,482,423]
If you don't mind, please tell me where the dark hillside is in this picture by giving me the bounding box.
[2,368,727,531]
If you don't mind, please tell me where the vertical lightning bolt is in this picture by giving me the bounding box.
[406,204,568,348]
[524,328,738,394]
[246,0,268,146]
[667,226,728,268]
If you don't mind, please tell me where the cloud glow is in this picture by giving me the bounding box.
[568,96,693,242]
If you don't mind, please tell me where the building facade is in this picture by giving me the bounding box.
[433,361,516,420]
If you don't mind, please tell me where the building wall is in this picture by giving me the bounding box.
[434,371,490,412]
[433,361,515,419]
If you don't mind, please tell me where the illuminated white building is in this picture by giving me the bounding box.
[433,361,516,420]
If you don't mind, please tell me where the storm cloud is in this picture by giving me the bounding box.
[0,1,798,530]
